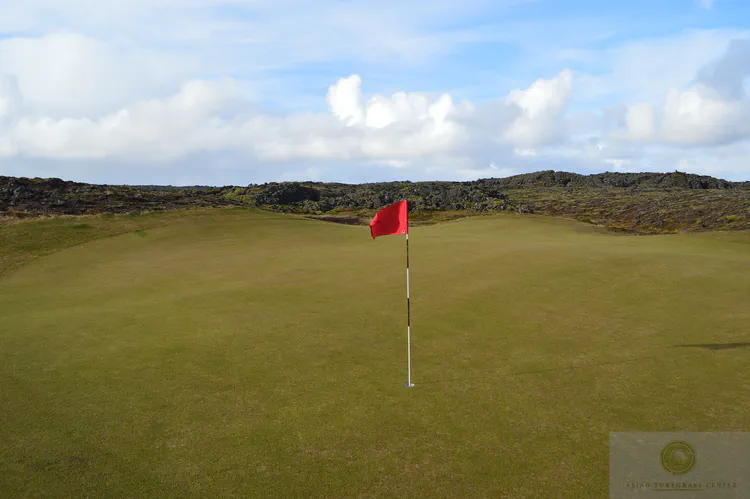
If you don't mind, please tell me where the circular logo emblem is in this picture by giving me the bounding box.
[660,441,696,475]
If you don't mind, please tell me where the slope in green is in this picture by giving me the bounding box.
[1,209,749,497]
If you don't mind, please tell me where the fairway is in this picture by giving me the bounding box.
[1,209,749,497]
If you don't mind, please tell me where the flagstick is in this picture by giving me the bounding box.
[406,232,414,387]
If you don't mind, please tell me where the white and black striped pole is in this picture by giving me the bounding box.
[406,231,414,387]
[369,199,413,388]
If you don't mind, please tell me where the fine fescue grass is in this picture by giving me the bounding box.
[1,209,749,498]
[0,209,250,277]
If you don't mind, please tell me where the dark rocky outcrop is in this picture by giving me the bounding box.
[2,171,749,232]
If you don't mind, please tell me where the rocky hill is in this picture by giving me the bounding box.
[2,171,750,233]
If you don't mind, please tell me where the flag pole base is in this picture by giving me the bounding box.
[405,383,415,388]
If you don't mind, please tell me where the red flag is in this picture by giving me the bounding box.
[369,200,408,239]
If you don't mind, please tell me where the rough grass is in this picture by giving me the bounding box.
[505,187,750,232]
[1,209,749,498]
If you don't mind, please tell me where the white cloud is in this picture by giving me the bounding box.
[326,75,467,132]
[623,103,656,141]
[0,75,23,122]
[661,85,750,146]
[4,53,750,182]
[7,79,241,160]
[326,75,365,127]
[2,2,750,184]
[601,37,750,150]
[608,89,750,149]
[0,69,577,168]
[0,33,198,118]
[604,158,632,170]
[504,70,573,146]
[573,30,749,104]
[456,162,518,181]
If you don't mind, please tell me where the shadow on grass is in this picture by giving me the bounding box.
[417,356,655,385]
[673,342,750,351]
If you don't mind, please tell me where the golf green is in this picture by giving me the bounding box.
[1,209,749,497]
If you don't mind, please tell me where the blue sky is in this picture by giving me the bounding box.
[1,0,749,185]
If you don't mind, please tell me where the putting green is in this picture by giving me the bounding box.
[1,209,749,497]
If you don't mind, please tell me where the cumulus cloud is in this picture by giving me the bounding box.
[697,39,750,100]
[6,49,749,180]
[504,70,573,146]
[611,86,750,148]
[661,84,749,145]
[2,17,750,183]
[0,66,576,170]
[326,75,365,127]
[0,33,198,119]
[326,74,471,134]
[6,79,241,160]
[609,39,750,148]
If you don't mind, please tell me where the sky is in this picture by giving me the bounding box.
[1,0,750,186]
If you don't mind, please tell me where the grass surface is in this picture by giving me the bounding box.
[1,209,750,498]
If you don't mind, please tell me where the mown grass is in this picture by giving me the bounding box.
[304,209,484,228]
[0,208,255,276]
[1,209,749,497]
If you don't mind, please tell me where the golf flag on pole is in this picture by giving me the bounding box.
[369,200,408,239]
[369,200,414,388]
